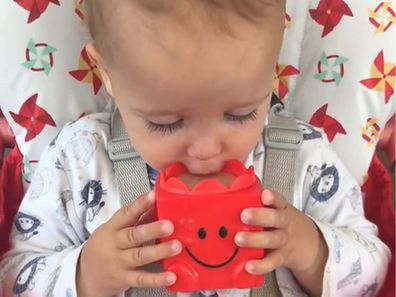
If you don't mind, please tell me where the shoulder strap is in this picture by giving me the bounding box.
[252,102,302,297]
[108,108,151,205]
[262,103,302,203]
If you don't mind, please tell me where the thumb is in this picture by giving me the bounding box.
[261,189,288,209]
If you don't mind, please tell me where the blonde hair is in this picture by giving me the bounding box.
[86,1,282,39]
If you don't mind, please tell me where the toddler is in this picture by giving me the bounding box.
[0,1,390,297]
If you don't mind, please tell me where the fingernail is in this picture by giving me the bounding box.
[166,273,176,285]
[146,191,155,202]
[263,189,271,195]
[161,221,173,235]
[241,210,251,223]
[170,240,181,253]
[245,262,255,274]
[235,234,244,246]
[262,190,273,205]
[147,191,155,201]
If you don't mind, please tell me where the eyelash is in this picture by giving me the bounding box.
[224,109,258,124]
[146,109,258,135]
[145,119,184,135]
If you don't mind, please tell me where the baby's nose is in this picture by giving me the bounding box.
[187,135,222,161]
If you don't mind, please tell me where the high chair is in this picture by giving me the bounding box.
[0,1,394,296]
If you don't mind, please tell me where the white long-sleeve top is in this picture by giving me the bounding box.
[0,111,390,297]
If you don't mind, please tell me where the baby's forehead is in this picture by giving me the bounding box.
[91,1,284,63]
[93,0,280,20]
[86,0,284,44]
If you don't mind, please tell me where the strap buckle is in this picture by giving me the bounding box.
[108,137,140,161]
[264,104,302,150]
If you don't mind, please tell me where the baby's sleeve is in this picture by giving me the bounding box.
[0,129,91,297]
[298,140,391,297]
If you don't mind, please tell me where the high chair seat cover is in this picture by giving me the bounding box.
[0,1,394,187]
[0,0,394,295]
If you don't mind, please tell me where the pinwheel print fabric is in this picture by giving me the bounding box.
[0,0,394,187]
[280,0,395,184]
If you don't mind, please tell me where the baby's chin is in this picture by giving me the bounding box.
[179,172,235,190]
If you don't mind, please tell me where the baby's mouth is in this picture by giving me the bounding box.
[184,164,224,176]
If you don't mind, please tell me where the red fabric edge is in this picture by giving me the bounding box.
[0,145,23,256]
[362,154,395,297]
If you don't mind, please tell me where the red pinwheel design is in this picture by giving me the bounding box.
[69,48,102,95]
[9,94,56,142]
[14,0,60,24]
[309,104,346,142]
[309,0,353,37]
[360,51,395,104]
[273,64,300,101]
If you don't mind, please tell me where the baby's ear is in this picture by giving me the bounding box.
[85,42,114,97]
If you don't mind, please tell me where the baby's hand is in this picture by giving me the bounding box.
[235,190,327,277]
[77,192,182,297]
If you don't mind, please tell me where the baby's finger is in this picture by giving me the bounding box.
[261,189,288,209]
[116,220,174,249]
[126,270,176,288]
[111,192,155,229]
[241,207,288,228]
[245,250,285,275]
[120,240,182,268]
[136,205,157,225]
[235,229,287,249]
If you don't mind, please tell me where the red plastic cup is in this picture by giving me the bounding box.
[155,160,265,292]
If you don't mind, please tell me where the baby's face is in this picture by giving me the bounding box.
[92,4,284,175]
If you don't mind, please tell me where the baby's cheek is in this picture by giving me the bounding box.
[227,129,262,158]
[142,145,182,171]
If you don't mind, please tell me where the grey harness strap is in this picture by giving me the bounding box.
[251,104,302,297]
[108,109,151,204]
[263,104,302,203]
[108,103,302,297]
